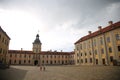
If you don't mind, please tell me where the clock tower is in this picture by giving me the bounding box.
[32,34,42,65]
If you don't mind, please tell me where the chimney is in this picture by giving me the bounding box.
[61,50,63,52]
[88,31,92,34]
[98,26,102,30]
[108,21,113,25]
[21,48,23,51]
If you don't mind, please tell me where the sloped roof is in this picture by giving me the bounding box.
[0,26,10,40]
[8,50,74,55]
[75,21,120,44]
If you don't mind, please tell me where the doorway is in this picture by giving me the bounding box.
[34,60,38,65]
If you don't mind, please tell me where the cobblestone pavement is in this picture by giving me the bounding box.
[0,65,120,80]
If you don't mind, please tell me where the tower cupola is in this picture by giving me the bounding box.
[33,34,42,53]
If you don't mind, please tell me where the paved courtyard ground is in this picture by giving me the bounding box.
[0,65,120,80]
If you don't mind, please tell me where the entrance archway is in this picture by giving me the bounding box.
[34,60,38,65]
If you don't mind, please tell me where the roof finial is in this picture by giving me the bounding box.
[38,30,39,34]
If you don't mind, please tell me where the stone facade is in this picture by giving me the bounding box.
[75,21,120,65]
[0,26,10,64]
[8,34,75,65]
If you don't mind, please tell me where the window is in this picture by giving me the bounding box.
[102,59,105,64]
[46,60,48,63]
[109,47,112,53]
[58,60,60,64]
[29,55,31,58]
[85,58,87,63]
[50,55,52,58]
[96,59,98,64]
[15,54,17,57]
[116,34,120,40]
[2,37,4,42]
[100,37,103,45]
[85,52,87,56]
[80,44,82,49]
[77,59,79,63]
[95,50,97,55]
[81,53,82,56]
[90,58,92,63]
[110,56,113,62]
[0,34,1,40]
[54,60,56,63]
[107,37,110,43]
[14,60,16,63]
[84,42,86,49]
[28,60,30,63]
[19,60,21,64]
[50,61,52,64]
[81,59,83,63]
[24,54,26,58]
[94,39,96,46]
[101,48,104,54]
[24,60,26,63]
[20,54,21,58]
[0,48,2,54]
[42,60,44,63]
[89,51,91,55]
[9,60,11,64]
[118,46,120,51]
[46,55,48,58]
[76,45,79,50]
[10,54,12,57]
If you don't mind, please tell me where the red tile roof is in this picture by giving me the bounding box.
[8,50,74,55]
[75,21,120,44]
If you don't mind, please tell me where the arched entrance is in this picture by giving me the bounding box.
[34,60,38,65]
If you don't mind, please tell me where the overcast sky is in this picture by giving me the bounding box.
[0,0,120,52]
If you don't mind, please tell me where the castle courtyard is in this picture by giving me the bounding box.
[0,65,120,80]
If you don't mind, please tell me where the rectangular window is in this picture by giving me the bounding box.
[95,50,97,55]
[94,39,96,46]
[24,54,26,58]
[100,37,103,45]
[80,44,82,49]
[24,60,26,63]
[28,60,30,63]
[96,59,98,64]
[10,54,12,57]
[116,34,120,40]
[77,59,79,63]
[90,58,92,63]
[101,48,104,54]
[118,46,120,51]
[107,37,110,42]
[81,53,82,56]
[110,56,113,62]
[0,34,1,40]
[85,52,87,56]
[81,59,83,63]
[89,51,91,55]
[102,59,105,64]
[85,58,87,63]
[0,48,2,54]
[109,47,112,53]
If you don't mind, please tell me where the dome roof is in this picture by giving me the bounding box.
[33,34,41,44]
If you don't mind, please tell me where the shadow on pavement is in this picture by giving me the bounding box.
[0,67,27,80]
